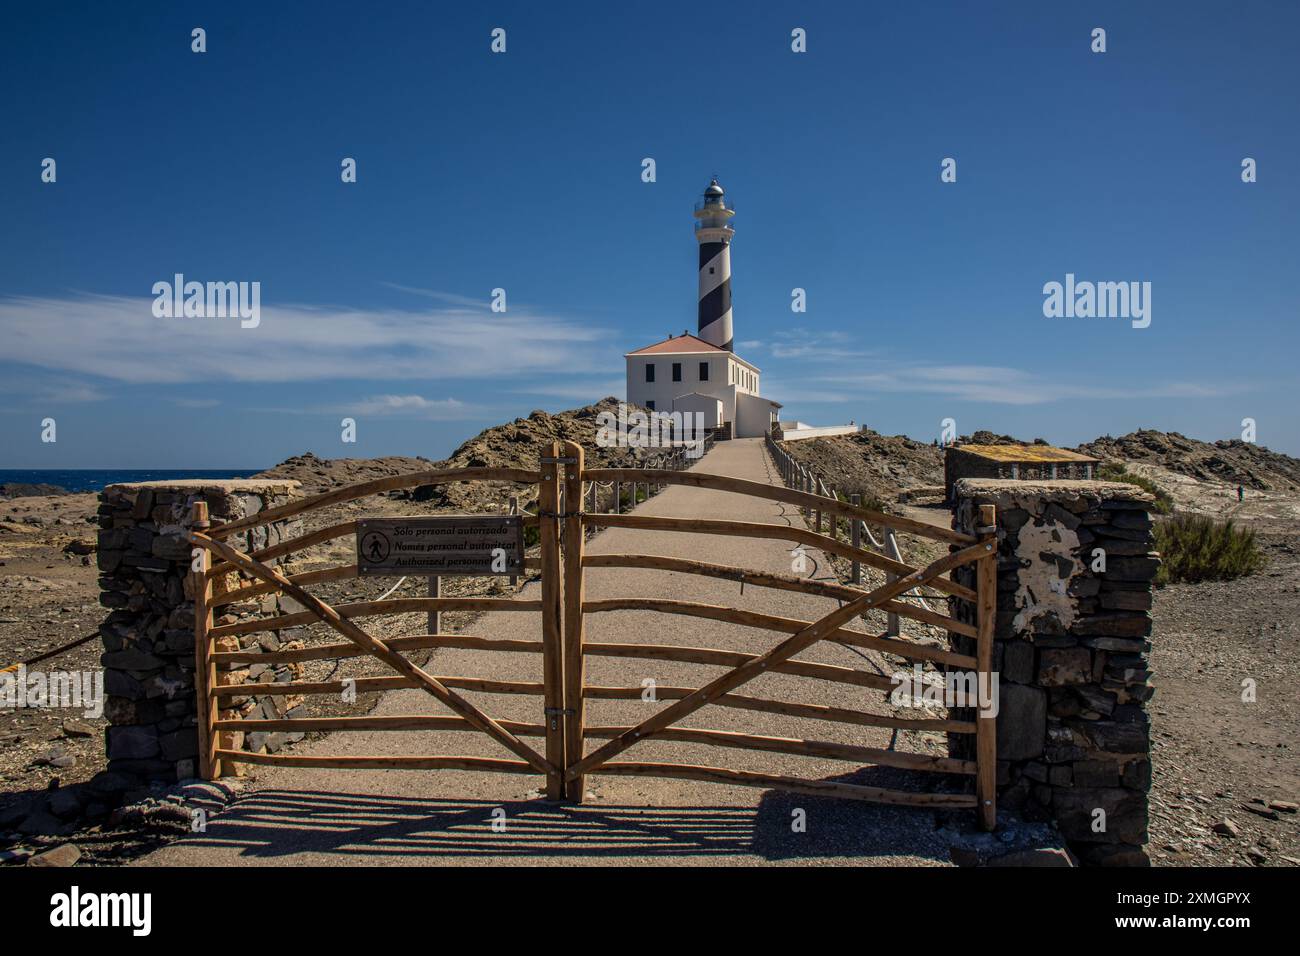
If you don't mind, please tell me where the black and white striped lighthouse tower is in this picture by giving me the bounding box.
[694,178,735,351]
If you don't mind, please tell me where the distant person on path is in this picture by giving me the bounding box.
[1237,485,1245,502]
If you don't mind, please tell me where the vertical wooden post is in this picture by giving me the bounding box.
[190,501,221,780]
[613,480,621,514]
[975,503,998,831]
[813,477,822,532]
[849,494,862,585]
[885,530,900,637]
[508,495,519,587]
[560,440,587,801]
[538,442,566,800]
[427,575,441,635]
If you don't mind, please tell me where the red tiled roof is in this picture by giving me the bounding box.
[626,334,725,356]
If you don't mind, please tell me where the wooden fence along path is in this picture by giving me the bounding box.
[189,437,997,829]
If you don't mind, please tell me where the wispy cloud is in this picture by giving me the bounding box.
[767,328,875,361]
[378,284,493,309]
[0,374,109,406]
[39,383,108,404]
[0,293,609,385]
[348,394,475,419]
[780,361,1240,406]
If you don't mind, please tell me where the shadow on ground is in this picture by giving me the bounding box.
[167,767,960,864]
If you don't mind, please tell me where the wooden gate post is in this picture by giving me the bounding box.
[975,503,998,830]
[190,501,222,780]
[561,440,588,801]
[538,443,567,799]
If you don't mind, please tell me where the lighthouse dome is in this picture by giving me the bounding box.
[704,179,725,197]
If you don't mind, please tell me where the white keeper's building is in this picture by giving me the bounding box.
[624,179,782,439]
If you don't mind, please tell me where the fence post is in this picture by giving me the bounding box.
[538,442,566,800]
[190,501,221,780]
[613,480,621,514]
[828,484,838,542]
[849,494,862,585]
[884,529,901,637]
[508,495,519,587]
[427,575,441,636]
[561,440,587,801]
[976,503,998,830]
[813,475,822,532]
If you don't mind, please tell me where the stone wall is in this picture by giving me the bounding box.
[948,478,1158,866]
[96,480,302,797]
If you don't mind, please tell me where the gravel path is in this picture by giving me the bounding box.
[139,439,961,866]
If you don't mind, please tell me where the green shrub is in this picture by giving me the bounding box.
[1097,462,1174,515]
[1153,514,1265,586]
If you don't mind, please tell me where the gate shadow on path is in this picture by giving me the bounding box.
[174,767,957,865]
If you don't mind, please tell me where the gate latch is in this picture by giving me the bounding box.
[544,706,575,730]
[540,456,578,465]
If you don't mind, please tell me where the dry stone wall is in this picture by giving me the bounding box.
[949,478,1158,866]
[96,480,302,798]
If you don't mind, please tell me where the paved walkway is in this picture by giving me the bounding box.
[141,439,956,866]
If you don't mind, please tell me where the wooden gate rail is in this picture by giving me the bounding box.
[216,753,538,773]
[208,598,542,638]
[208,513,543,581]
[583,553,977,639]
[208,520,355,577]
[221,697,973,735]
[205,466,542,540]
[582,597,976,668]
[583,467,974,546]
[210,675,546,698]
[187,521,554,778]
[586,513,974,601]
[213,716,972,774]
[583,684,975,734]
[216,554,544,604]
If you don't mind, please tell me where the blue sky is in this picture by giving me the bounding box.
[2,1,1296,468]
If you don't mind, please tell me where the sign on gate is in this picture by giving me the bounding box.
[356,515,524,576]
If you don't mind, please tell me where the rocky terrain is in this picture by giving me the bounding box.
[2,414,1297,866]
[258,395,650,504]
[1079,430,1300,493]
[776,429,945,507]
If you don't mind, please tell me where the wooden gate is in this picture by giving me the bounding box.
[189,440,998,828]
[188,461,570,798]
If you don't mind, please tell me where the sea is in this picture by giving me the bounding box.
[0,469,263,495]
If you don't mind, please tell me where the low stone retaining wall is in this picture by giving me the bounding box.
[949,478,1158,866]
[777,424,861,441]
[96,480,301,797]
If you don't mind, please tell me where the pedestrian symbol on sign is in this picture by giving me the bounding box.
[359,530,391,565]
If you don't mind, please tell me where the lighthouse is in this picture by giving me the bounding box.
[622,177,781,438]
[694,178,735,351]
